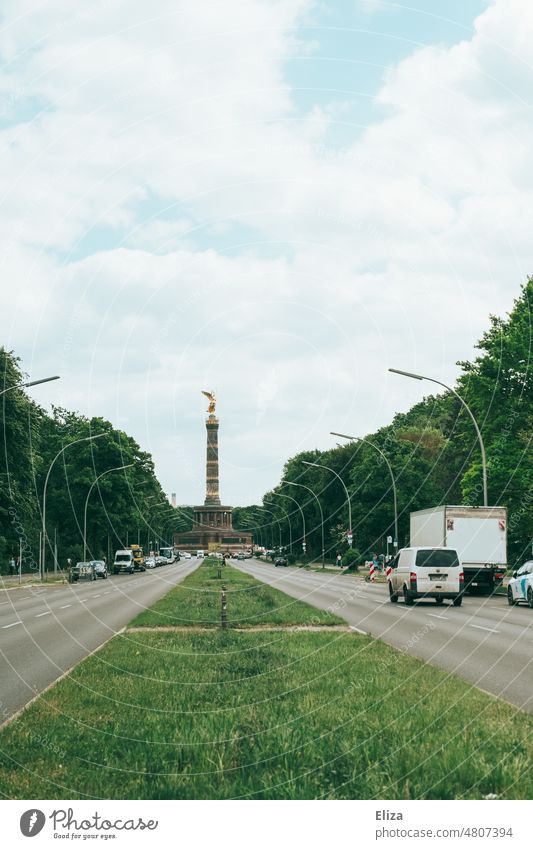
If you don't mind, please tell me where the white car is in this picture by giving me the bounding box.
[388,546,464,606]
[182,552,192,559]
[507,561,533,608]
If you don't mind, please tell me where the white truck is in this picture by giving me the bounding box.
[410,505,507,594]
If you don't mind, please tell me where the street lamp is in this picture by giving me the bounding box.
[41,432,106,579]
[275,491,307,554]
[331,431,399,553]
[1,375,60,397]
[263,501,284,550]
[389,367,488,506]
[285,480,325,569]
[83,464,134,560]
[302,460,352,549]
[268,498,293,553]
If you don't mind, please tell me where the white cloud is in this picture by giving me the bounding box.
[2,0,532,503]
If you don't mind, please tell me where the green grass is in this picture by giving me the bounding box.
[130,562,343,628]
[0,629,532,800]
[1,560,531,800]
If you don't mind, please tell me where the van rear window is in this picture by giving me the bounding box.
[416,549,459,568]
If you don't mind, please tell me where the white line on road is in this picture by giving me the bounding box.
[470,624,500,634]
[349,625,368,635]
[59,604,72,609]
[427,613,449,620]
[2,621,22,629]
[35,611,51,618]
[102,592,110,595]
[0,601,10,605]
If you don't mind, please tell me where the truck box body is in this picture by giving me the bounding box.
[410,506,507,592]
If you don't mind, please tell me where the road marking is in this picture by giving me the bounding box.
[20,596,31,599]
[470,624,500,634]
[0,601,10,606]
[349,625,368,635]
[60,604,72,609]
[102,592,110,595]
[3,620,22,629]
[93,595,101,598]
[427,613,449,620]
[35,611,51,618]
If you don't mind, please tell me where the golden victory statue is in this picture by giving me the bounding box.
[202,390,216,414]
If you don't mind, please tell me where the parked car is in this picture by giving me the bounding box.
[388,547,464,606]
[155,555,166,567]
[508,560,533,608]
[89,560,108,579]
[145,556,156,569]
[275,557,288,567]
[182,552,192,559]
[69,561,96,583]
[236,553,246,561]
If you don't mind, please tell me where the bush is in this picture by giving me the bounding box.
[342,548,362,571]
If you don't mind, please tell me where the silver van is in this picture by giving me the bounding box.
[388,546,464,606]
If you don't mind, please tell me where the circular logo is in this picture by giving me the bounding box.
[20,810,46,837]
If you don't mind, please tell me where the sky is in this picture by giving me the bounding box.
[2,0,532,506]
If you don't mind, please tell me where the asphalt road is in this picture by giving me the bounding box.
[236,559,533,713]
[0,559,199,725]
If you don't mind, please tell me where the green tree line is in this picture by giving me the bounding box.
[234,280,532,567]
[0,350,189,574]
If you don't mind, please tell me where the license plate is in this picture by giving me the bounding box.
[429,574,447,581]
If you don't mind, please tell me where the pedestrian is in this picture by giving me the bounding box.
[336,553,342,569]
[9,556,16,576]
[66,557,72,571]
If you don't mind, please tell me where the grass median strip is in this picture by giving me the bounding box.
[0,559,532,800]
[130,560,343,629]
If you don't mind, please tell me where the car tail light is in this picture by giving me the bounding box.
[410,571,417,589]
[459,571,464,582]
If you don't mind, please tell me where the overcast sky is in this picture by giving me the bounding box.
[2,0,531,506]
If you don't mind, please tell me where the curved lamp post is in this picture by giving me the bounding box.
[247,507,273,548]
[270,498,293,553]
[331,431,399,552]
[262,502,284,550]
[389,367,488,506]
[1,375,60,397]
[275,491,306,553]
[83,463,134,560]
[302,460,352,549]
[285,480,325,569]
[42,432,106,579]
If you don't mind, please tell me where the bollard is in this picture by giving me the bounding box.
[221,585,228,629]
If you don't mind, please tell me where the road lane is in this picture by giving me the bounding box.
[0,560,199,725]
[235,559,533,713]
